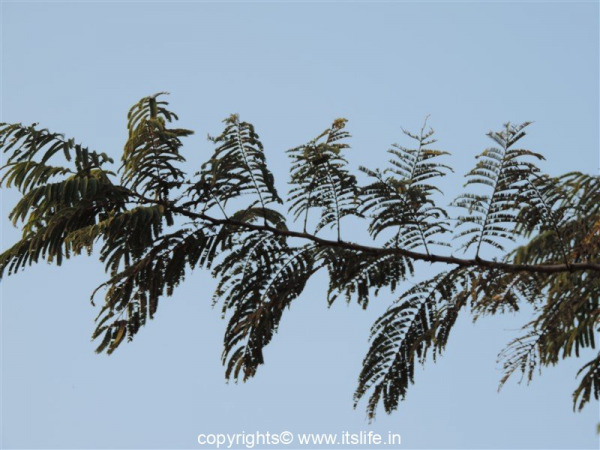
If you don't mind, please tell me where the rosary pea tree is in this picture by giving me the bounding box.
[1,93,598,419]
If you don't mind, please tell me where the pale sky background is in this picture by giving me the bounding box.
[1,1,599,449]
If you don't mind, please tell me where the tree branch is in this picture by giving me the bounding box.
[160,200,600,275]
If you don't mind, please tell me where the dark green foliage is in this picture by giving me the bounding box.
[1,93,598,420]
[214,233,315,380]
[92,227,217,354]
[574,352,600,411]
[323,249,413,309]
[469,269,544,319]
[0,123,128,275]
[122,93,193,201]
[360,120,451,252]
[454,122,546,253]
[287,118,359,238]
[355,268,474,420]
[495,172,600,409]
[190,114,282,216]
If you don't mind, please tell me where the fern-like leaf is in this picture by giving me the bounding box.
[190,114,281,218]
[454,122,544,255]
[214,233,315,380]
[121,93,193,208]
[92,228,218,354]
[360,121,450,253]
[323,247,413,309]
[573,351,600,411]
[287,118,359,238]
[355,268,473,420]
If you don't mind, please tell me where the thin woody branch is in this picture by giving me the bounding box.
[166,203,600,275]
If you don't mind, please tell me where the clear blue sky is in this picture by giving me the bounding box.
[1,1,599,449]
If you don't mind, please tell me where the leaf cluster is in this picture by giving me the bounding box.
[2,94,598,420]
